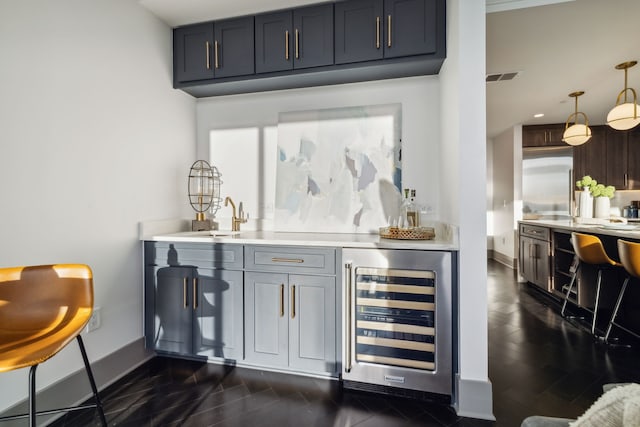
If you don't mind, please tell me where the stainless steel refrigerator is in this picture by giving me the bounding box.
[522,146,573,220]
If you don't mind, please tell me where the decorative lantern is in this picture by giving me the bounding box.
[188,160,222,231]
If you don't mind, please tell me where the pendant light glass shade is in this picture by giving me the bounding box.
[607,61,640,131]
[562,91,592,146]
[563,123,592,146]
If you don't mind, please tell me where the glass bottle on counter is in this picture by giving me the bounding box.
[407,189,419,227]
[401,188,411,228]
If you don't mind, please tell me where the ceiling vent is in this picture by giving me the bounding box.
[486,71,520,82]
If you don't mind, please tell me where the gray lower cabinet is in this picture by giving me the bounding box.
[144,242,244,360]
[244,271,336,373]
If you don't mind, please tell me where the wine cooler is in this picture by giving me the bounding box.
[342,248,453,399]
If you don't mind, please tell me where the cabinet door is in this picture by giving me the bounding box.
[574,125,606,184]
[288,275,336,373]
[213,16,255,78]
[383,0,437,58]
[519,236,534,283]
[626,127,640,189]
[173,23,215,83]
[194,270,244,360]
[605,126,627,189]
[244,272,289,367]
[255,11,293,74]
[531,239,550,290]
[335,0,384,64]
[152,266,194,354]
[293,4,334,69]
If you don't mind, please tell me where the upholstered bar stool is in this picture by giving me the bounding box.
[562,232,624,336]
[604,239,640,344]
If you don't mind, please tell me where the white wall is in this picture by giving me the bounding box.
[196,76,442,225]
[491,126,520,263]
[440,0,493,419]
[0,0,195,411]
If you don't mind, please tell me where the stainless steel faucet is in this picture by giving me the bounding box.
[224,196,247,231]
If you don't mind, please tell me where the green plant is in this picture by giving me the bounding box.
[576,175,615,198]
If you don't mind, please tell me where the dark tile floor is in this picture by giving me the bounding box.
[50,260,640,427]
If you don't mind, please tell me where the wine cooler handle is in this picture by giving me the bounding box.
[345,262,353,373]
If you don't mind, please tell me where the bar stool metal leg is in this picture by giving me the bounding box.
[561,264,579,317]
[592,269,604,336]
[605,276,630,343]
[29,365,37,427]
[77,335,108,427]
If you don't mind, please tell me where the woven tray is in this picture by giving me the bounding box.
[379,226,435,240]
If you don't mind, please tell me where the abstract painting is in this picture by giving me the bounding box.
[275,104,402,233]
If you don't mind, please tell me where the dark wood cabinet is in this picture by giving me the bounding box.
[522,124,566,147]
[255,5,333,73]
[606,126,640,190]
[335,0,441,64]
[173,17,254,84]
[573,125,606,184]
[173,23,215,83]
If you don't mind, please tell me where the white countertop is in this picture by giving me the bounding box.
[139,219,459,250]
[519,218,640,239]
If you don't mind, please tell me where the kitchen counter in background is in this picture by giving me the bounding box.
[139,219,459,250]
[519,218,640,239]
[518,219,640,339]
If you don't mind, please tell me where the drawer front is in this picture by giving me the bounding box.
[148,242,243,270]
[519,224,550,241]
[245,245,336,275]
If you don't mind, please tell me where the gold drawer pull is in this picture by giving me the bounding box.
[376,17,380,49]
[183,277,188,308]
[285,30,290,60]
[193,278,198,310]
[280,284,285,317]
[387,15,392,48]
[291,285,296,319]
[271,257,304,263]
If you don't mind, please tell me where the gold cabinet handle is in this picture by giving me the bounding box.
[280,284,285,317]
[193,278,198,310]
[285,30,290,60]
[387,15,392,48]
[183,277,188,308]
[291,285,296,319]
[271,257,304,263]
[206,41,211,69]
[345,263,353,373]
[376,17,380,49]
[214,40,219,69]
[295,29,300,59]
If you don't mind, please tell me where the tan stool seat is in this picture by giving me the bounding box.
[562,233,623,336]
[604,240,640,343]
[0,264,107,426]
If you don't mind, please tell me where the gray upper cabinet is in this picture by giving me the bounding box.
[255,4,333,74]
[384,0,439,58]
[173,16,254,85]
[336,0,440,64]
[173,23,215,83]
[173,0,445,95]
[335,0,384,64]
[213,16,255,78]
[293,4,334,69]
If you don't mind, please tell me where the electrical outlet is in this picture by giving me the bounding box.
[86,307,101,333]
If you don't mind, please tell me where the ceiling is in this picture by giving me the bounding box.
[139,0,640,139]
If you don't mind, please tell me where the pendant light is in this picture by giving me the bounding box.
[607,61,640,131]
[562,91,592,146]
